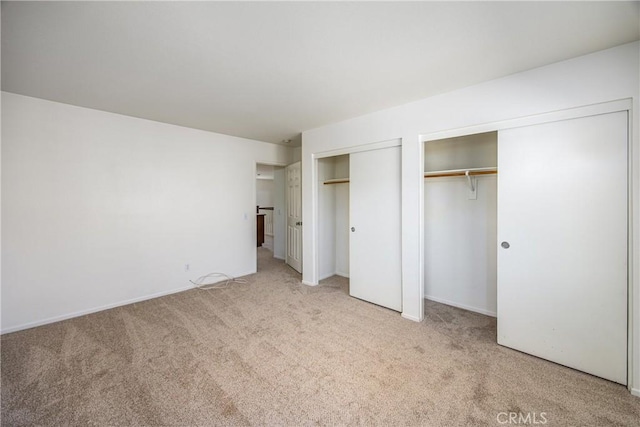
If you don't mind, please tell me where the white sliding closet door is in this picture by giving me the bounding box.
[349,146,402,311]
[497,112,628,384]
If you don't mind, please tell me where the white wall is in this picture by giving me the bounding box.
[292,147,302,163]
[424,132,497,171]
[1,92,292,332]
[302,42,639,392]
[424,176,497,316]
[256,163,275,179]
[256,179,274,207]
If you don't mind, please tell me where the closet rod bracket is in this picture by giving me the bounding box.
[465,171,477,200]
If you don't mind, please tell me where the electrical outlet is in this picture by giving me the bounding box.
[185,264,190,272]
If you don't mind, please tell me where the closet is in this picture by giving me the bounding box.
[424,112,628,385]
[318,144,402,312]
[424,132,498,316]
[318,155,350,280]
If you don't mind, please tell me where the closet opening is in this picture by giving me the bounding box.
[315,141,402,312]
[421,106,630,386]
[423,131,498,317]
[317,154,351,294]
[255,163,286,272]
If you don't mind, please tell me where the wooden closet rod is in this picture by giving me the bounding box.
[424,170,497,179]
[323,178,350,185]
[323,168,497,184]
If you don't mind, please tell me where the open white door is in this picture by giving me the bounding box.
[497,112,628,384]
[349,146,402,311]
[286,161,302,273]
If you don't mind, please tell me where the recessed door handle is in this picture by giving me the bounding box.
[501,241,510,249]
[351,227,355,232]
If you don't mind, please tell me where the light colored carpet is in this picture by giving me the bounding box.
[2,248,639,426]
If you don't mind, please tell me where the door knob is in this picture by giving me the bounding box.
[501,241,510,249]
[351,227,355,232]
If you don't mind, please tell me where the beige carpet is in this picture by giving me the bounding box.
[2,248,639,426]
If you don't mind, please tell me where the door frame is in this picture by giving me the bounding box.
[419,98,635,391]
[253,161,288,272]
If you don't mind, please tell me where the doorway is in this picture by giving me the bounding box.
[255,163,286,271]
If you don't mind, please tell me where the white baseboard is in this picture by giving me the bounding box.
[424,295,497,317]
[302,280,319,286]
[318,272,335,281]
[631,388,640,398]
[319,271,349,281]
[401,312,422,322]
[1,284,195,335]
[236,269,257,279]
[273,255,285,260]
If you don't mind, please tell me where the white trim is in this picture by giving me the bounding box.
[627,108,635,391]
[318,272,336,281]
[401,313,422,322]
[416,135,426,322]
[631,388,640,398]
[310,157,320,285]
[314,137,401,159]
[420,99,633,143]
[1,284,194,335]
[425,296,497,318]
[319,272,349,281]
[253,161,259,273]
[236,269,257,279]
[335,271,350,279]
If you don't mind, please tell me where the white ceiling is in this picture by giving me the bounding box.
[2,1,639,146]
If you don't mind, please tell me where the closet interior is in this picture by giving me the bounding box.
[318,154,350,281]
[424,131,498,316]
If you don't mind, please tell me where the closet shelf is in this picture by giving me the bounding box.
[424,167,497,179]
[323,178,350,185]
